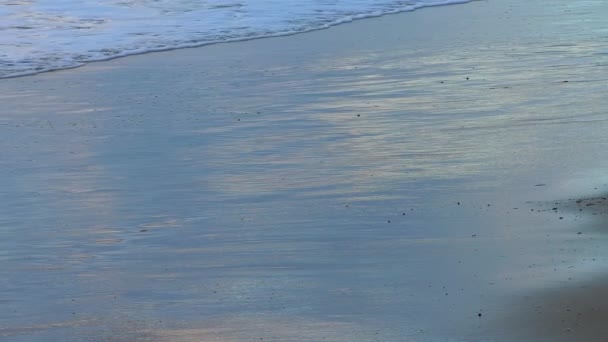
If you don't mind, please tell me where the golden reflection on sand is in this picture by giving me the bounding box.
[0,319,98,337]
[140,316,377,342]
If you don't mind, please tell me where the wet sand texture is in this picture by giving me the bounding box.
[3,0,608,340]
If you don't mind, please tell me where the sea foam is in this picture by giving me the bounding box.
[1,0,472,78]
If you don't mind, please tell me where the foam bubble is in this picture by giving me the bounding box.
[0,0,472,78]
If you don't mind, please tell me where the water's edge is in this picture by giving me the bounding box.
[1,0,472,80]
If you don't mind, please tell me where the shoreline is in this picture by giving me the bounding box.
[4,0,608,341]
[1,0,474,80]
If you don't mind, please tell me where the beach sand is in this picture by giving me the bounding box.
[3,0,608,341]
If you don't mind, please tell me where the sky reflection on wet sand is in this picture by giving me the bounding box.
[4,0,608,340]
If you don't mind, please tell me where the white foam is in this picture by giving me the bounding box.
[0,0,472,78]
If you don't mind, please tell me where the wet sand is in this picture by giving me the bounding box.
[3,0,608,340]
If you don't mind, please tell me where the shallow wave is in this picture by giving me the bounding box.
[0,0,472,79]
